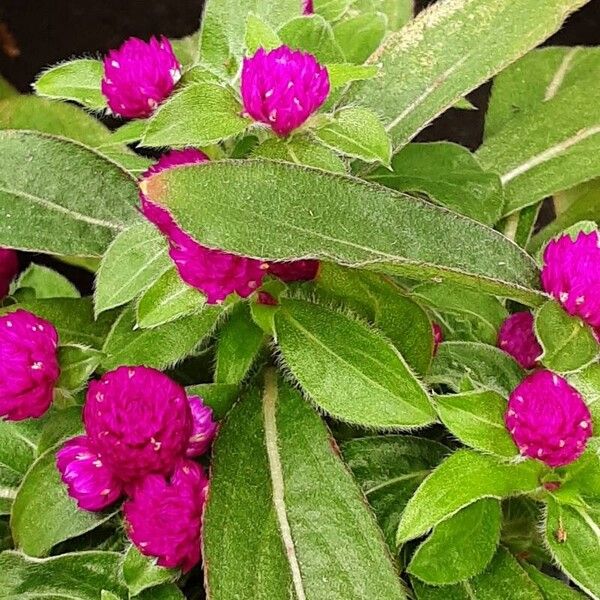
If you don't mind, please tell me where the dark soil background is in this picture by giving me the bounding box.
[0,0,599,291]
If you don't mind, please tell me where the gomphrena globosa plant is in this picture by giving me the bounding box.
[0,0,600,598]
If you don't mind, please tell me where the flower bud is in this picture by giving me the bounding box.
[140,149,268,303]
[56,436,122,511]
[497,312,542,369]
[541,230,600,328]
[102,36,181,119]
[186,396,218,457]
[241,46,330,137]
[505,370,593,467]
[84,366,192,481]
[0,248,18,298]
[0,310,59,421]
[432,322,443,355]
[123,459,208,572]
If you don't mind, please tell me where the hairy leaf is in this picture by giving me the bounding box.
[279,15,345,63]
[15,264,80,299]
[122,545,177,596]
[332,12,386,64]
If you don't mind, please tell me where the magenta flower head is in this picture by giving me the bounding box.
[303,0,314,14]
[186,396,218,457]
[141,149,269,304]
[241,46,330,137]
[0,248,18,298]
[497,312,542,370]
[102,36,181,119]
[432,323,443,355]
[56,436,123,512]
[542,230,600,328]
[505,370,593,468]
[268,259,320,282]
[84,366,192,482]
[123,458,209,572]
[0,310,59,421]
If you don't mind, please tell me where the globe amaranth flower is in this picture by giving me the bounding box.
[0,310,60,421]
[140,149,268,304]
[505,370,593,467]
[303,0,314,14]
[0,248,18,298]
[102,36,181,119]
[268,259,319,283]
[497,312,542,370]
[241,46,330,136]
[541,230,600,328]
[123,458,208,572]
[56,436,123,512]
[84,366,192,482]
[186,396,218,457]
[432,323,443,355]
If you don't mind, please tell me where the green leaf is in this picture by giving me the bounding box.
[95,222,170,315]
[10,447,116,557]
[396,449,544,544]
[135,584,185,600]
[199,0,299,76]
[2,297,117,349]
[244,14,281,54]
[185,383,239,420]
[521,562,587,600]
[279,15,345,64]
[315,263,434,375]
[275,298,435,428]
[315,107,391,164]
[484,47,600,139]
[0,550,127,599]
[106,120,147,146]
[349,0,590,153]
[252,136,347,173]
[14,264,80,299]
[535,300,599,374]
[142,83,251,147]
[435,390,518,458]
[567,362,600,423]
[429,341,525,397]
[408,498,501,585]
[413,282,508,345]
[326,63,379,88]
[341,435,448,548]
[352,0,414,31]
[545,496,600,599]
[215,302,265,385]
[121,545,177,596]
[367,142,503,225]
[141,159,543,305]
[34,59,106,110]
[0,131,139,256]
[136,267,205,329]
[170,32,200,67]
[332,12,386,64]
[56,345,103,393]
[0,74,17,99]
[0,420,40,515]
[412,547,544,600]
[101,304,223,371]
[36,406,84,454]
[502,497,550,565]
[203,371,407,599]
[314,0,351,21]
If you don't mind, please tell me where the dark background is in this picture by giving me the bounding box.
[0,0,598,291]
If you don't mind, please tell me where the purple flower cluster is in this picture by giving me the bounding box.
[56,366,217,572]
[0,248,18,299]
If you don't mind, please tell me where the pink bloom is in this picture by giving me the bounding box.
[0,310,59,421]
[56,436,123,512]
[303,0,314,14]
[186,396,218,457]
[141,149,268,304]
[84,366,192,482]
[0,248,18,298]
[497,312,542,370]
[505,370,593,468]
[123,459,208,572]
[542,230,600,328]
[241,46,330,136]
[268,259,319,282]
[432,323,443,355]
[102,36,181,119]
